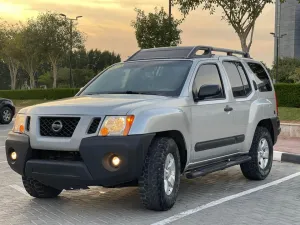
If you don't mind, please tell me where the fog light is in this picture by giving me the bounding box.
[11,152,17,161]
[111,156,121,167]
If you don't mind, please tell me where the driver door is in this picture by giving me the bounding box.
[190,62,241,164]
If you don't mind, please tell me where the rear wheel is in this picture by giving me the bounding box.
[22,176,62,198]
[0,107,13,124]
[240,127,273,180]
[139,137,181,211]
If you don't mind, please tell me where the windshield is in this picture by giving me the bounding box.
[80,60,193,97]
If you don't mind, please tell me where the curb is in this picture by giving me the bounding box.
[274,151,300,164]
[280,123,300,138]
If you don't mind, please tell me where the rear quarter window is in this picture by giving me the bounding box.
[247,62,272,92]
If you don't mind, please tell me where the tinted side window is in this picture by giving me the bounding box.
[193,64,225,100]
[223,61,252,98]
[247,62,272,92]
[236,62,252,95]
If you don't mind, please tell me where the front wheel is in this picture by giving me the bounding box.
[240,127,273,180]
[22,176,62,198]
[139,137,181,211]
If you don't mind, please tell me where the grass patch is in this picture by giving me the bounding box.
[279,107,300,122]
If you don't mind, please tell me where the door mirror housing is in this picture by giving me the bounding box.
[197,84,222,101]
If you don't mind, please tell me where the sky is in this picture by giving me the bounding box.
[0,0,276,66]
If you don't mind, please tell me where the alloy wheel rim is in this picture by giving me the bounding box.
[2,110,11,122]
[164,153,176,196]
[258,138,269,169]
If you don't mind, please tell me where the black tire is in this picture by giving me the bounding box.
[0,107,13,124]
[139,137,181,211]
[240,126,273,180]
[22,176,62,198]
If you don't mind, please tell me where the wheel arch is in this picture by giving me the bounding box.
[155,130,187,173]
[257,119,275,144]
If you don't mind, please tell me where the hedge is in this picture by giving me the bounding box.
[0,84,299,108]
[0,88,80,100]
[275,84,300,108]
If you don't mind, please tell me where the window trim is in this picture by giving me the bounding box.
[246,62,273,92]
[192,62,226,102]
[222,60,253,99]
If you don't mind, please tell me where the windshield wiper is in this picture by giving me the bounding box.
[84,92,102,95]
[83,91,162,96]
[119,91,162,95]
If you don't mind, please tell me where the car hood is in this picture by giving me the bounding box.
[21,94,171,116]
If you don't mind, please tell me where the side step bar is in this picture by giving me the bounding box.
[186,155,251,179]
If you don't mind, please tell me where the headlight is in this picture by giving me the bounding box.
[99,116,135,136]
[13,114,26,134]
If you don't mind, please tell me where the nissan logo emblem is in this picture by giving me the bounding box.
[52,120,63,133]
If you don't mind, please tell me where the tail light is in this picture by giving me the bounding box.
[275,92,279,116]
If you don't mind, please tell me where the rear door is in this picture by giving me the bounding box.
[221,60,255,149]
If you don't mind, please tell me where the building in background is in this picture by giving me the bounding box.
[274,0,300,63]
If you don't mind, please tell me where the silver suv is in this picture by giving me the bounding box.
[6,46,281,211]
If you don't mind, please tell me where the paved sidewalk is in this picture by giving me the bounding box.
[275,136,300,155]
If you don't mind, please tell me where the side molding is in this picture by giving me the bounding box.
[195,135,245,152]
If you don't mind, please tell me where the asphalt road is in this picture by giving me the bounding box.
[0,123,300,225]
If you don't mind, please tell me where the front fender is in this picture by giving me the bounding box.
[129,107,192,157]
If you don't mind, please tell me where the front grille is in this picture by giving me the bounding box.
[40,117,80,137]
[87,118,101,134]
[32,149,82,161]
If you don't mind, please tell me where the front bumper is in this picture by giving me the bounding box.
[5,132,154,189]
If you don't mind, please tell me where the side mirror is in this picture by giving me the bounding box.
[198,84,222,100]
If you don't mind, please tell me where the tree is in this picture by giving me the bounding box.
[0,21,21,89]
[18,19,43,88]
[73,68,95,87]
[38,72,52,87]
[56,67,95,88]
[271,57,300,83]
[291,67,300,83]
[33,12,85,88]
[63,49,121,74]
[0,60,10,90]
[131,7,182,48]
[173,0,291,53]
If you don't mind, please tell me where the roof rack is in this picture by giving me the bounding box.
[126,46,250,62]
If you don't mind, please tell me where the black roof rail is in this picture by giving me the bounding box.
[126,46,250,62]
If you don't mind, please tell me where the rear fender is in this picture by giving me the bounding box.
[242,98,276,152]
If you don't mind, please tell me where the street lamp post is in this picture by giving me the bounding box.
[169,0,172,18]
[270,32,287,83]
[59,14,83,88]
[169,0,172,46]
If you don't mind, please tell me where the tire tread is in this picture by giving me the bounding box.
[139,137,180,211]
[240,126,273,180]
[22,177,62,198]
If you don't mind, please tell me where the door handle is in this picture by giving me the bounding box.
[224,105,233,112]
